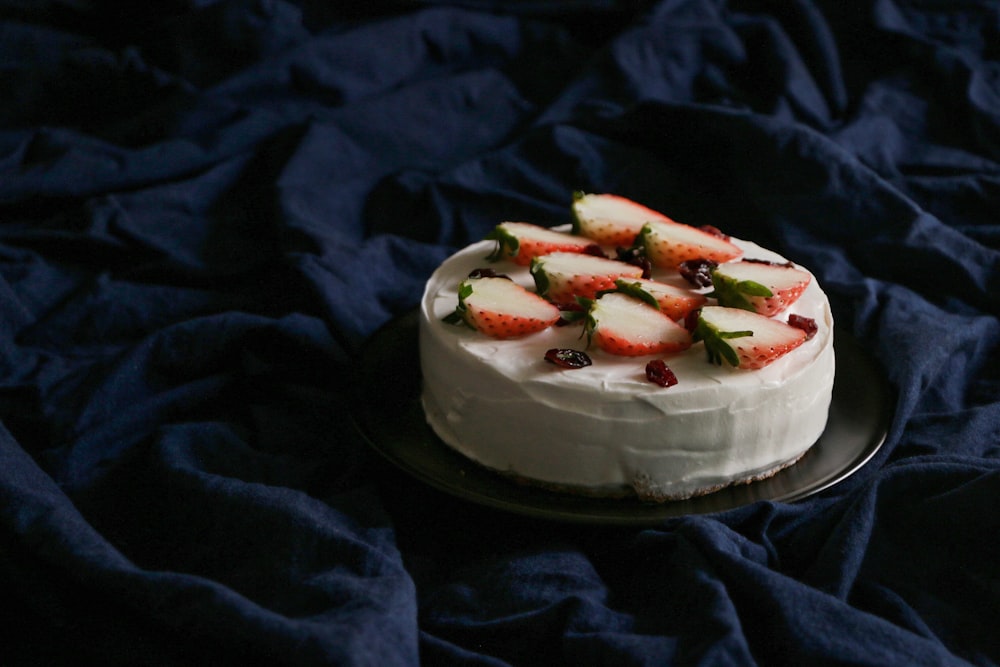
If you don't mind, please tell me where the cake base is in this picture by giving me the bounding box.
[422,386,813,502]
[351,311,891,524]
[493,449,809,503]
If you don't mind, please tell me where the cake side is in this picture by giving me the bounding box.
[419,234,835,501]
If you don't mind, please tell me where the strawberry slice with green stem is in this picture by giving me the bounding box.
[709,260,811,316]
[443,276,561,339]
[612,277,708,322]
[571,191,673,247]
[636,219,742,269]
[693,306,807,370]
[485,222,603,266]
[576,292,692,357]
[530,252,644,307]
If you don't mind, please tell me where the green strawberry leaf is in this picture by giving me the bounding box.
[635,222,653,252]
[529,257,550,297]
[442,310,464,325]
[570,190,586,236]
[708,271,773,312]
[571,296,597,348]
[485,225,519,262]
[442,280,475,327]
[612,279,660,310]
[692,317,752,367]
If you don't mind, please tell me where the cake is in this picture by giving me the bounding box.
[419,194,835,502]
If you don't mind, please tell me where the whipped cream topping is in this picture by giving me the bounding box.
[419,234,835,500]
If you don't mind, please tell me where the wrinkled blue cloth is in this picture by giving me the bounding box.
[1,1,998,665]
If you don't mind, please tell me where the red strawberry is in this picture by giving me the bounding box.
[530,252,643,307]
[583,292,692,356]
[710,260,811,316]
[693,306,807,370]
[612,277,708,322]
[486,222,603,266]
[443,276,560,339]
[637,219,742,269]
[570,192,673,247]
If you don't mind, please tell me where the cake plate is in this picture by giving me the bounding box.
[350,310,892,526]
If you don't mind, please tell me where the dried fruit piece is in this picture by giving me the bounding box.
[571,191,672,247]
[787,314,818,340]
[530,252,644,307]
[645,359,679,387]
[544,348,592,369]
[699,225,729,240]
[486,222,603,266]
[468,267,511,280]
[693,306,807,370]
[710,260,811,316]
[443,277,560,339]
[614,244,652,279]
[678,258,718,288]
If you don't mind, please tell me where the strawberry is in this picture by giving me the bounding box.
[612,277,708,322]
[693,306,807,370]
[530,252,643,307]
[710,260,811,316]
[443,276,560,339]
[570,192,672,247]
[581,292,692,356]
[637,219,742,269]
[486,222,602,266]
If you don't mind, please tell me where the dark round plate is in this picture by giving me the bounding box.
[351,311,892,526]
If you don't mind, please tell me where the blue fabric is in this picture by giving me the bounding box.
[2,1,998,664]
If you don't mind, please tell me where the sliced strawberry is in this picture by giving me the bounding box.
[583,292,692,357]
[637,219,742,269]
[443,276,560,339]
[693,306,807,370]
[612,277,708,322]
[485,222,602,266]
[710,260,811,316]
[530,252,643,307]
[570,192,672,247]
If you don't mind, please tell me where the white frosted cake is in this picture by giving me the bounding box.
[418,195,835,501]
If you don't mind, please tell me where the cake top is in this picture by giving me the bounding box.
[429,192,828,393]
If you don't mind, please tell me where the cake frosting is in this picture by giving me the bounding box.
[419,231,835,501]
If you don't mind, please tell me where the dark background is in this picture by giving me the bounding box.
[1,1,998,665]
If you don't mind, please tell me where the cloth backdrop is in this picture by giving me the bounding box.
[2,1,998,665]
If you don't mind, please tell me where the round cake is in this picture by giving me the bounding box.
[418,198,835,502]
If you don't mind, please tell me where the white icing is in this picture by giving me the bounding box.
[419,234,835,500]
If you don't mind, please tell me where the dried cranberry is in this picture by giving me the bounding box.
[645,359,678,387]
[683,308,702,333]
[678,259,718,288]
[615,246,652,278]
[468,267,511,280]
[743,258,794,268]
[787,314,818,340]
[544,348,592,369]
[699,225,729,240]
